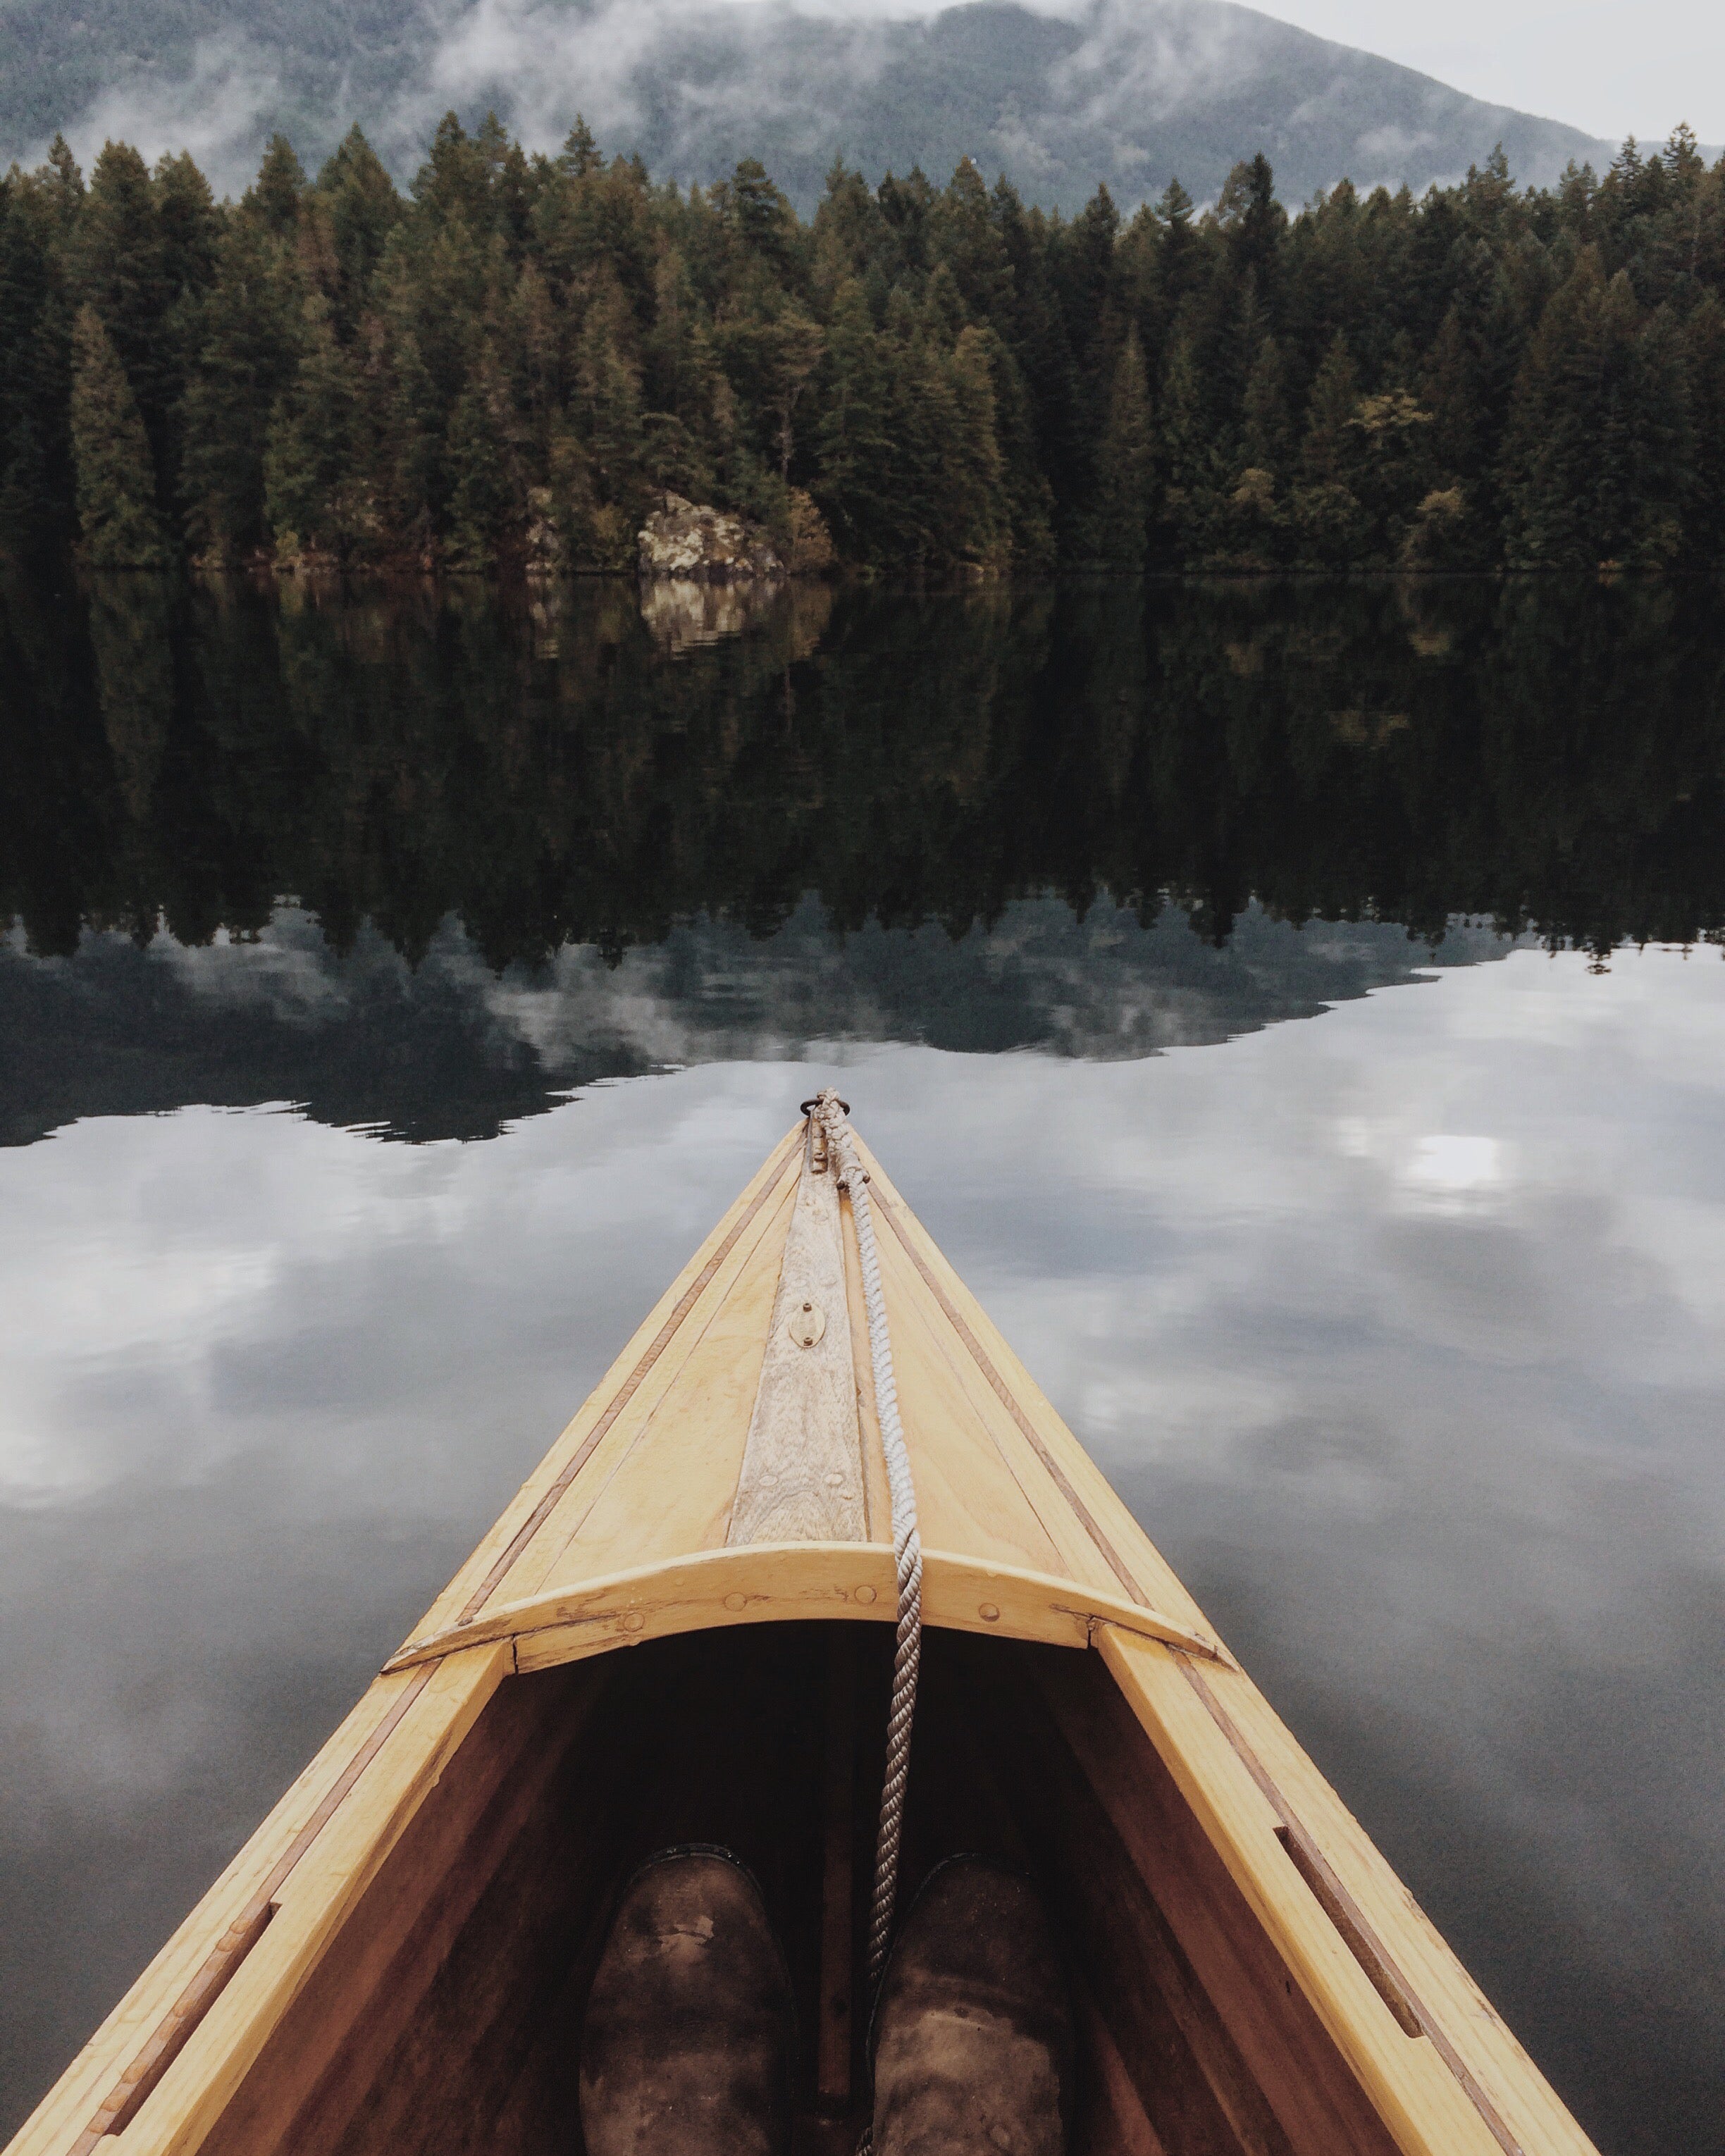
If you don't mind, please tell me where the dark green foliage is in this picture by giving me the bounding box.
[263,296,366,562]
[814,278,898,564]
[1502,252,1694,566]
[178,213,304,560]
[0,146,77,549]
[68,304,171,566]
[1087,326,1154,566]
[4,120,1725,574]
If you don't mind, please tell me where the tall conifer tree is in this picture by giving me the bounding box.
[1087,326,1154,566]
[69,304,171,566]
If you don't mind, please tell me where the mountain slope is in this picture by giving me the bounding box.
[3,0,1626,212]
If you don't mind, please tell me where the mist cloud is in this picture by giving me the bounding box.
[42,34,288,199]
[17,0,1621,213]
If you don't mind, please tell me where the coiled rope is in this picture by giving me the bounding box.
[810,1088,922,2000]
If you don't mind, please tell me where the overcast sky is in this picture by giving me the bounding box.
[780,0,1725,148]
[1260,1,1723,145]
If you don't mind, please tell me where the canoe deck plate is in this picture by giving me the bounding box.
[727,1132,868,1545]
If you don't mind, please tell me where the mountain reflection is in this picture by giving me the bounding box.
[3,574,1723,1141]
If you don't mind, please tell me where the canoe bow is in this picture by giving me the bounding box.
[4,1103,1605,2156]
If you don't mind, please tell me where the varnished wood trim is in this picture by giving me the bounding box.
[75,1906,275,2150]
[1178,1662,1528,2156]
[1100,1630,1528,2156]
[456,1128,804,1618]
[63,1664,440,2155]
[865,1182,1152,1608]
[383,1544,1232,1673]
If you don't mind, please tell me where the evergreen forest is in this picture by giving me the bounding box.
[4,115,1725,576]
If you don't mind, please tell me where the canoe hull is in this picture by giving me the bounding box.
[7,1124,1599,2156]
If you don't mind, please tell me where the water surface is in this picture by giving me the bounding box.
[1,576,1722,2156]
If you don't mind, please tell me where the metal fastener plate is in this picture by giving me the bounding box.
[786,1299,826,1347]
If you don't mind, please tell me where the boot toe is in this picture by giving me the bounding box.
[871,1857,1072,2156]
[580,1849,793,2156]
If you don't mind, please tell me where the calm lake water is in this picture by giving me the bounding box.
[2,575,1723,2155]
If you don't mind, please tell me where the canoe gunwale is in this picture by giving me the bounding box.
[381,1542,1234,1675]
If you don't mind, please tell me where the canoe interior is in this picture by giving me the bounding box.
[189,1622,1404,2156]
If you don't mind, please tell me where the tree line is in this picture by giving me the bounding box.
[2,117,1724,576]
[6,575,1723,962]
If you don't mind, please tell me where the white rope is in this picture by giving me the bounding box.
[813,1089,922,1997]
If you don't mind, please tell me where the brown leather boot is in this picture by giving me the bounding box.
[870,1857,1072,2156]
[579,1847,793,2156]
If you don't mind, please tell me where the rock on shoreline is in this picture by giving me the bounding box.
[638,494,784,583]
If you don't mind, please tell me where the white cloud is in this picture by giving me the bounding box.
[394,0,910,164]
[45,35,287,197]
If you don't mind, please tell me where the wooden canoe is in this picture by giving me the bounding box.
[9,1110,1602,2156]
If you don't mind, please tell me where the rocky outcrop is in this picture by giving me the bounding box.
[638,495,783,583]
[523,486,566,578]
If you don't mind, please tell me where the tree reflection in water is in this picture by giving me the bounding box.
[2,572,1722,1139]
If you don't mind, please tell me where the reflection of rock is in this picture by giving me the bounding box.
[641,577,836,656]
[524,486,565,577]
[640,578,777,652]
[638,494,783,583]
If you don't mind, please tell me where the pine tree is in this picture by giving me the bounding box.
[1500,250,1688,566]
[247,135,306,240]
[1240,335,1292,477]
[559,116,601,179]
[1291,330,1366,564]
[69,304,171,566]
[314,128,402,335]
[263,295,364,564]
[929,157,1013,325]
[1216,155,1285,306]
[75,144,177,492]
[179,216,303,562]
[445,353,519,569]
[1087,326,1154,567]
[812,277,896,564]
[1609,298,1692,564]
[884,295,955,575]
[1425,240,1526,533]
[379,323,443,562]
[1060,184,1120,455]
[155,152,219,299]
[1154,179,1201,319]
[722,159,798,283]
[574,274,645,514]
[1158,330,1220,564]
[0,166,75,552]
[944,323,1009,572]
[1685,292,1725,565]
[984,330,1056,573]
[765,310,825,480]
[412,114,493,233]
[1299,330,1360,483]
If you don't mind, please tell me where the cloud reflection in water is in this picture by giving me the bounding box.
[1,945,1722,2152]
